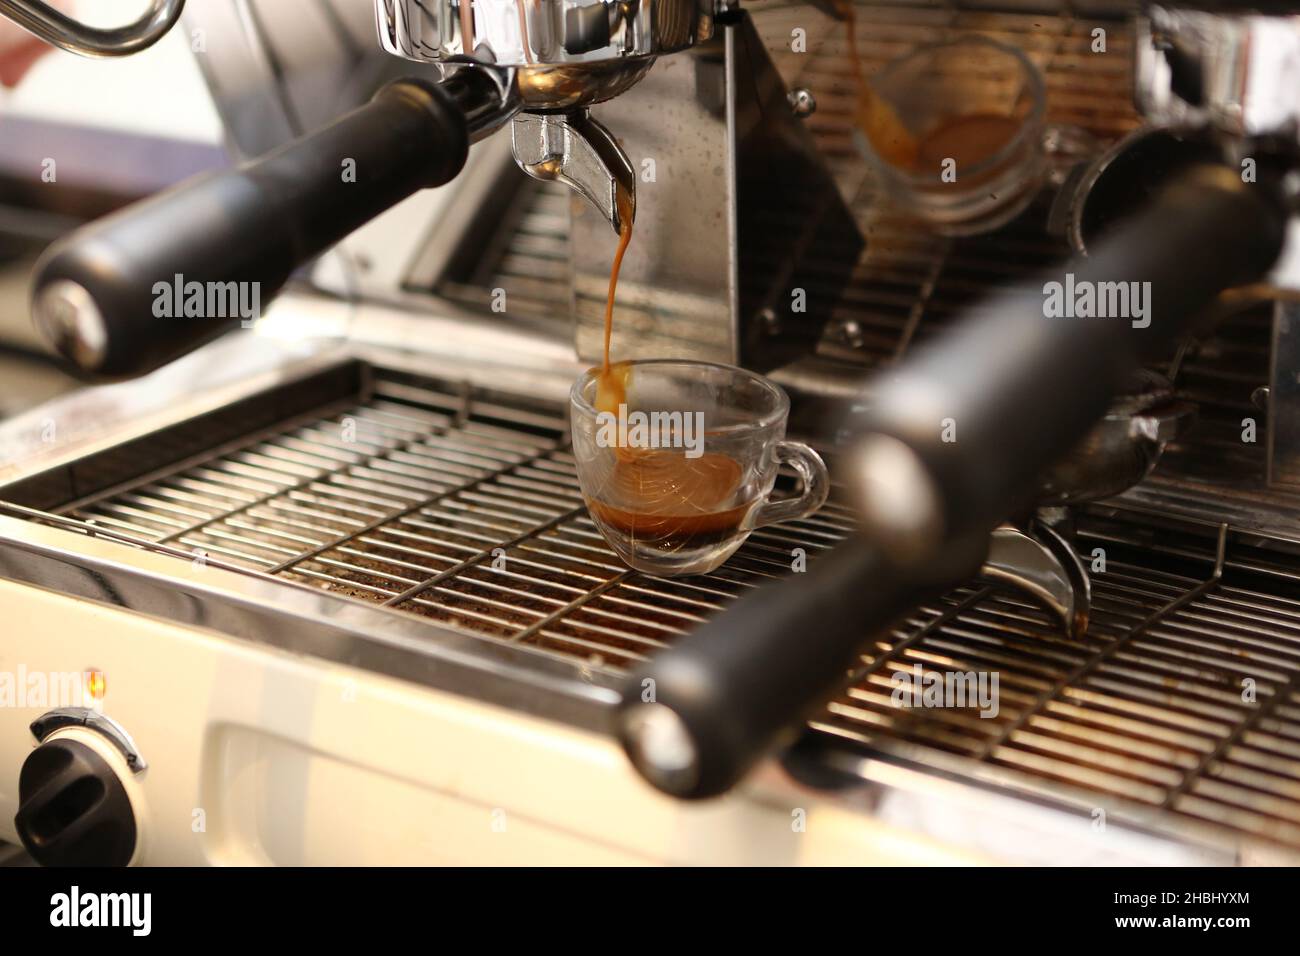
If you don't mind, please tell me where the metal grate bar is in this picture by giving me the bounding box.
[154,408,454,546]
[382,499,588,607]
[891,245,949,361]
[265,436,563,575]
[0,499,263,579]
[511,569,634,643]
[1161,580,1300,807]
[13,365,1300,847]
[847,584,999,685]
[54,396,362,516]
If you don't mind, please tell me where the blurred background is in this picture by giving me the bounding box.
[0,0,224,417]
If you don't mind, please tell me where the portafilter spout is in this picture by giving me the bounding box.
[511,111,636,235]
[378,0,708,234]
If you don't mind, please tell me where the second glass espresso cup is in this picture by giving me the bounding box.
[855,35,1047,236]
[570,360,829,577]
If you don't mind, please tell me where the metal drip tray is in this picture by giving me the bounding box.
[823,513,1300,851]
[1,363,853,674]
[3,359,1300,856]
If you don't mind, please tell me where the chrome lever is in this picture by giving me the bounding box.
[981,522,1091,639]
[0,0,184,58]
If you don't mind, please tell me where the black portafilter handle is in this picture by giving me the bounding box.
[619,164,1289,800]
[31,73,492,380]
[620,534,991,800]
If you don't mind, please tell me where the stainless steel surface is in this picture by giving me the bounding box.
[0,0,183,57]
[376,0,704,111]
[817,516,1300,853]
[387,5,1300,853]
[1033,517,1093,636]
[788,87,817,118]
[440,7,1283,518]
[622,702,701,793]
[0,503,620,730]
[512,111,635,236]
[375,0,710,69]
[182,0,411,158]
[444,68,523,141]
[1268,300,1300,491]
[31,280,105,372]
[7,339,1300,855]
[0,332,861,732]
[178,0,679,265]
[0,330,618,729]
[569,11,862,369]
[1125,295,1296,534]
[30,710,148,773]
[1134,8,1300,294]
[437,5,1138,365]
[0,337,850,675]
[1137,7,1300,142]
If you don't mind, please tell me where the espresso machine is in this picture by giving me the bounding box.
[1,0,1300,865]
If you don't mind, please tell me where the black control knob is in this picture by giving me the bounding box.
[14,737,137,867]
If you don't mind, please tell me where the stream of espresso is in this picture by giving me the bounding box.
[594,184,635,417]
[588,183,752,551]
[586,7,1022,558]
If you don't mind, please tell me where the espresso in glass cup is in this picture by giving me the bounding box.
[570,360,829,576]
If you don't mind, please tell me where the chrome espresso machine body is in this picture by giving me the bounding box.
[2,0,1300,865]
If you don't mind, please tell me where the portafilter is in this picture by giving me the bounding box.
[25,0,714,378]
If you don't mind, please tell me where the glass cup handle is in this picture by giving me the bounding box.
[752,441,830,529]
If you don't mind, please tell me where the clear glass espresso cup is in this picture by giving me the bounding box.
[570,360,829,577]
[855,35,1047,236]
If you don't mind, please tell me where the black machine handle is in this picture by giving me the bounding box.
[620,165,1289,799]
[852,166,1286,552]
[32,74,489,380]
[620,535,990,799]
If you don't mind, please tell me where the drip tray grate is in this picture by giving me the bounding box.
[10,366,1300,853]
[823,516,1300,850]
[33,367,853,673]
[8,366,1300,853]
